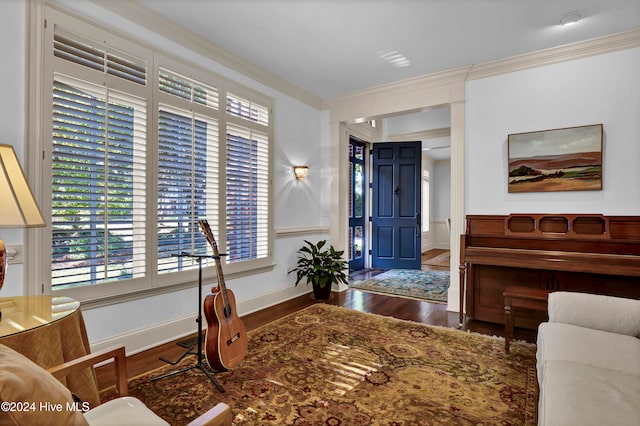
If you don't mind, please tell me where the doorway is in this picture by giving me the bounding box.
[329,79,464,312]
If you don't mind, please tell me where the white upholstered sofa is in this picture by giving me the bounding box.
[536,291,640,426]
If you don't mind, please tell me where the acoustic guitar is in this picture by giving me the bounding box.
[198,219,248,371]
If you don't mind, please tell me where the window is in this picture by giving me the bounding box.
[38,7,272,301]
[51,75,147,289]
[226,93,268,126]
[156,68,220,274]
[226,123,269,263]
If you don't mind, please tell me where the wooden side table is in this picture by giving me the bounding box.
[503,286,551,353]
[0,296,100,406]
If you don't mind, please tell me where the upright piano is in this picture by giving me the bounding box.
[459,214,640,328]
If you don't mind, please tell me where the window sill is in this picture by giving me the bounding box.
[75,280,195,311]
[61,263,276,311]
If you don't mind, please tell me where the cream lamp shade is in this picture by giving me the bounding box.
[0,144,45,296]
[0,144,45,228]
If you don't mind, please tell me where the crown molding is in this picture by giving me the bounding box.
[388,127,451,142]
[322,66,471,112]
[467,29,640,81]
[87,0,323,109]
[323,29,639,114]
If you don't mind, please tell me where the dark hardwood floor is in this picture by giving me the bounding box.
[95,249,537,393]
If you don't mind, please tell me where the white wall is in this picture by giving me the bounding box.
[2,2,328,353]
[466,48,640,215]
[0,0,26,297]
[431,160,451,249]
[432,160,451,222]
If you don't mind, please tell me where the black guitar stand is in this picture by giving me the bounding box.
[150,252,225,393]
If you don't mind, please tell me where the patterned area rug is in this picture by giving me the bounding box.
[103,305,538,425]
[350,269,450,303]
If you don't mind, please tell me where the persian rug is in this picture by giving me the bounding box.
[422,250,450,267]
[103,305,538,425]
[350,269,450,303]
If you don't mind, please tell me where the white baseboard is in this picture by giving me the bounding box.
[90,286,310,355]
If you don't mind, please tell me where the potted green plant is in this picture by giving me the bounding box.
[289,239,349,300]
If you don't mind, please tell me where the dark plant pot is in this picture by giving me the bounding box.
[312,283,332,300]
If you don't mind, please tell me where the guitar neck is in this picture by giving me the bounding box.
[213,256,229,302]
[199,220,231,306]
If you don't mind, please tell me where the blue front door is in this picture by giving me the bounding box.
[371,142,421,270]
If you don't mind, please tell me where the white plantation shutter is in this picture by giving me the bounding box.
[40,7,273,300]
[226,123,269,263]
[54,29,147,85]
[159,68,219,109]
[226,93,269,126]
[51,74,147,288]
[156,68,220,273]
[157,104,219,273]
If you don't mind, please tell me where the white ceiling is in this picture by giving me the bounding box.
[136,0,640,100]
[110,0,638,162]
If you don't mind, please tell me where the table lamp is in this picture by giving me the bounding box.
[0,144,45,317]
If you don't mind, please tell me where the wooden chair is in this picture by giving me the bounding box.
[0,343,232,426]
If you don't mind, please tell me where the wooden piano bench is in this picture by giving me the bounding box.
[503,286,552,353]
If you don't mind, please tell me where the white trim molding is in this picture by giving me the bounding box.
[467,29,640,81]
[275,226,330,238]
[388,127,450,142]
[323,66,470,122]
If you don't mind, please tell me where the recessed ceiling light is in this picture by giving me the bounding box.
[560,12,581,26]
[378,50,411,68]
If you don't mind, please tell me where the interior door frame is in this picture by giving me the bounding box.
[330,79,465,312]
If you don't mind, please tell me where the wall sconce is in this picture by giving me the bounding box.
[293,165,309,181]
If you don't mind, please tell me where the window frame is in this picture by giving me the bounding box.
[27,4,274,304]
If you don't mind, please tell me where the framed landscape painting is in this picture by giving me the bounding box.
[508,124,603,193]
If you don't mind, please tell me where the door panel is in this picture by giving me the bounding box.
[399,226,416,258]
[371,142,421,270]
[376,226,393,258]
[378,165,393,217]
[399,164,417,217]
